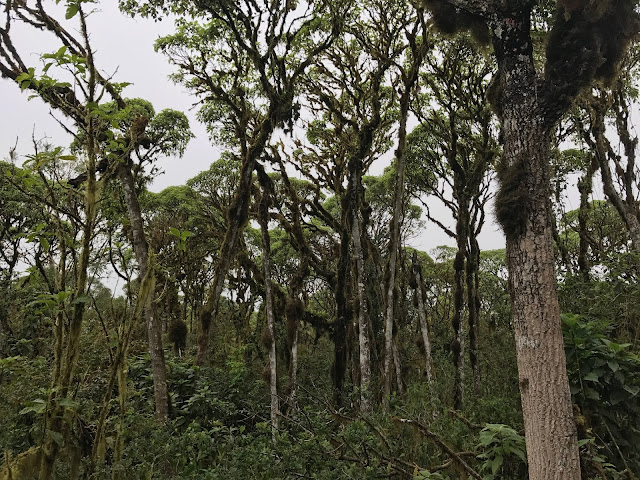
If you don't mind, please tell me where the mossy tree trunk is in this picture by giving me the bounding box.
[466,232,481,397]
[579,89,640,252]
[451,191,469,411]
[118,164,169,420]
[492,12,580,479]
[258,186,279,440]
[382,14,428,410]
[411,251,434,381]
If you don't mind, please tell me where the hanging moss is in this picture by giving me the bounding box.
[168,320,188,354]
[545,0,640,114]
[261,325,273,349]
[495,158,530,240]
[422,0,490,45]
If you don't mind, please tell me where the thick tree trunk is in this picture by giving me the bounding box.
[494,13,580,478]
[412,251,434,381]
[118,164,169,421]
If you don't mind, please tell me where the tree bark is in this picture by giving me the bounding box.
[351,208,372,412]
[258,189,279,440]
[451,196,469,411]
[333,228,351,406]
[467,233,481,397]
[577,158,597,280]
[412,251,434,381]
[195,116,275,364]
[493,12,581,478]
[118,164,168,421]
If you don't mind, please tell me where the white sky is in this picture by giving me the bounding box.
[0,3,506,253]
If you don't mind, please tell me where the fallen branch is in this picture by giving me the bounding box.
[393,417,482,480]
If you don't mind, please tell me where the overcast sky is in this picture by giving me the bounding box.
[0,3,507,253]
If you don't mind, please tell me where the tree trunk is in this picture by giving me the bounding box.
[259,191,279,440]
[493,13,581,478]
[383,89,409,411]
[195,115,276,364]
[333,228,351,406]
[40,121,99,480]
[467,233,481,397]
[118,164,168,421]
[451,200,468,411]
[590,103,640,251]
[351,209,372,412]
[577,159,597,280]
[392,339,405,396]
[412,251,434,382]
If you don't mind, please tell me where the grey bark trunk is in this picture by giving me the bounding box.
[351,209,372,412]
[467,234,481,397]
[259,194,279,440]
[118,164,168,421]
[412,252,434,381]
[493,13,581,479]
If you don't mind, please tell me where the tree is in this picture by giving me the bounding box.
[125,0,346,365]
[381,5,430,410]
[0,2,193,423]
[422,0,639,476]
[409,34,497,407]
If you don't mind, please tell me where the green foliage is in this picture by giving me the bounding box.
[476,424,527,480]
[563,314,640,474]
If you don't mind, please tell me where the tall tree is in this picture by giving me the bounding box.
[422,0,639,476]
[381,5,430,411]
[126,0,346,365]
[0,2,192,422]
[409,34,497,407]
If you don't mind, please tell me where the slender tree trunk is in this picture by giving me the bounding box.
[118,164,168,420]
[351,209,372,412]
[333,229,350,406]
[577,159,596,280]
[451,200,468,410]
[412,251,434,381]
[493,13,580,478]
[383,95,409,411]
[40,118,99,480]
[195,118,274,365]
[392,339,405,396]
[590,104,640,251]
[467,233,481,397]
[258,191,279,440]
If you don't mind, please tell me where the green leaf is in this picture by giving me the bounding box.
[65,4,79,19]
[40,237,50,253]
[607,360,619,372]
[57,397,79,410]
[47,429,65,447]
[584,387,600,400]
[583,371,599,382]
[71,294,91,305]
